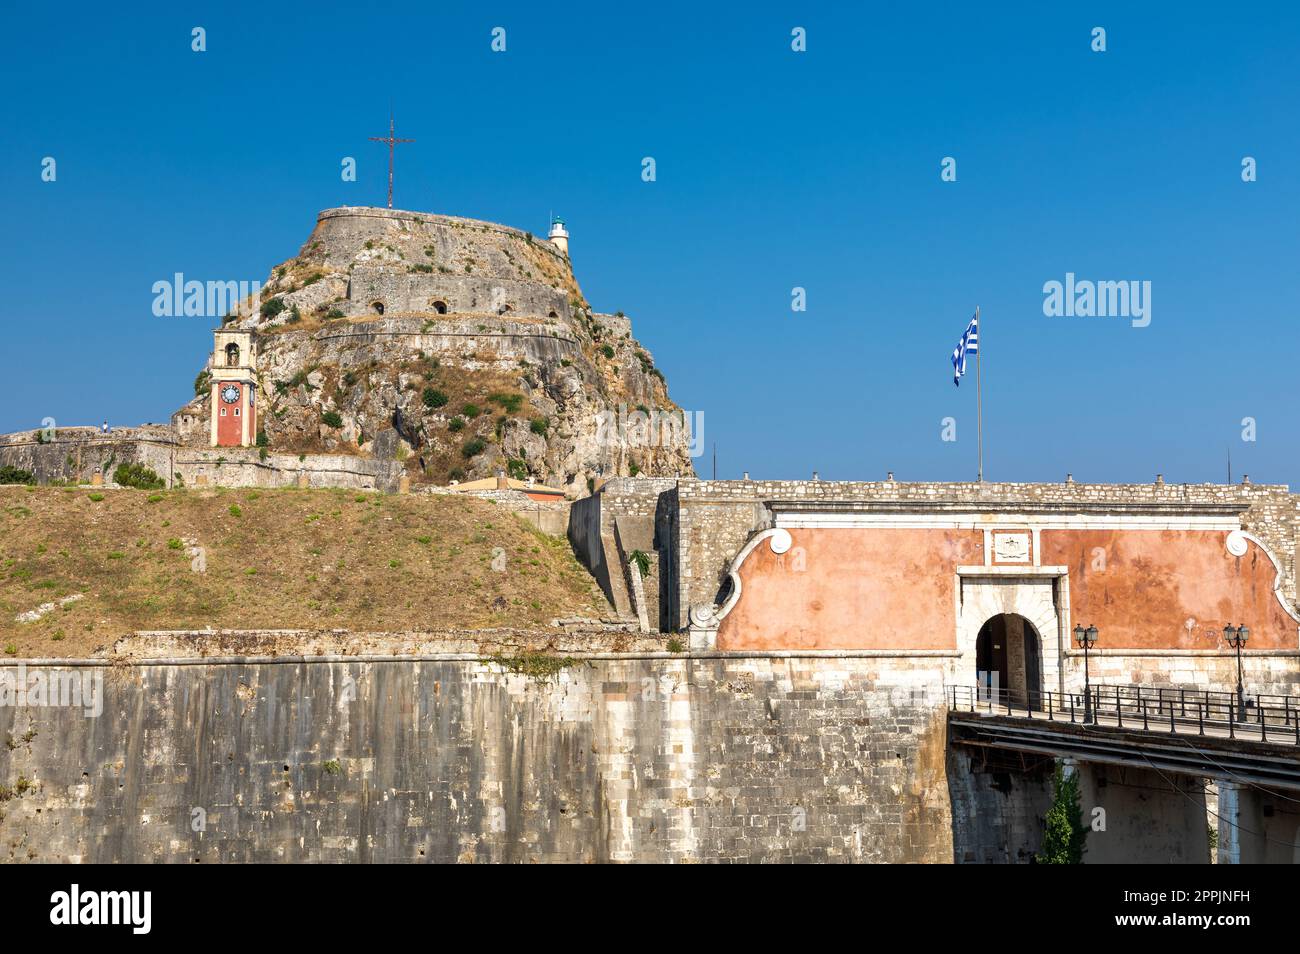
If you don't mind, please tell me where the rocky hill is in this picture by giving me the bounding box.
[172,207,696,495]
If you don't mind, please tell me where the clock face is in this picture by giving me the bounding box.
[221,385,240,405]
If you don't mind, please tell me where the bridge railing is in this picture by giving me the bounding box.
[947,684,1300,746]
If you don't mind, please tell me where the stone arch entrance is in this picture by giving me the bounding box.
[956,570,1064,701]
[975,613,1043,709]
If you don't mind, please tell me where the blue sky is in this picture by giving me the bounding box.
[2,2,1297,484]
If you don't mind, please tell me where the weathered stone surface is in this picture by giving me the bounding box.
[0,655,955,863]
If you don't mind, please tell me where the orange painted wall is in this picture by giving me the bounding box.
[1041,529,1294,650]
[716,528,981,651]
[214,382,245,447]
[716,526,1296,652]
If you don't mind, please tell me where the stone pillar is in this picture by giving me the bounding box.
[297,471,310,489]
[90,471,103,487]
[1074,763,1209,863]
[1217,781,1300,863]
[398,474,411,494]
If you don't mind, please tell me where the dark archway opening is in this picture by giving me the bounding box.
[225,343,240,366]
[975,613,1043,709]
[371,301,385,315]
[431,300,447,314]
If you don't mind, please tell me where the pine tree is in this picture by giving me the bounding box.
[1037,762,1088,864]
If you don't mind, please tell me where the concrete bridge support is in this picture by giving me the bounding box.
[1217,781,1300,864]
[1072,762,1210,864]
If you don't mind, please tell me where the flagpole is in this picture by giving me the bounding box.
[976,305,983,482]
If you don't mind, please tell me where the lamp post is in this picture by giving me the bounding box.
[1074,624,1099,723]
[1224,624,1250,717]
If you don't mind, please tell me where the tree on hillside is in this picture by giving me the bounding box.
[1037,762,1088,864]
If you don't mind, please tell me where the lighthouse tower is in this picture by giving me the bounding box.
[548,217,569,256]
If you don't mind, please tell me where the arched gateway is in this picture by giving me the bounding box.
[975,613,1043,709]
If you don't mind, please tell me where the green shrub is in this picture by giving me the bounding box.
[88,493,105,502]
[600,345,615,359]
[448,417,466,433]
[193,370,211,397]
[461,438,486,459]
[506,458,527,480]
[422,388,449,409]
[487,392,523,414]
[325,308,345,320]
[1037,763,1088,864]
[256,430,268,447]
[461,403,481,418]
[529,417,548,436]
[113,463,165,490]
[167,538,183,550]
[260,297,286,319]
[321,411,344,429]
[0,466,35,485]
[628,549,651,576]
[229,505,242,517]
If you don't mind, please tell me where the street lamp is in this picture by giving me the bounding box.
[1074,623,1099,723]
[1224,624,1250,717]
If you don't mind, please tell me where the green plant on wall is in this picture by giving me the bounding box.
[1037,762,1088,864]
[628,549,650,576]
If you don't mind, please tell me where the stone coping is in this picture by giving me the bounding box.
[769,499,1250,516]
[0,649,963,667]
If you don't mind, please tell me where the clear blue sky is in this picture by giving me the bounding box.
[3,2,1297,484]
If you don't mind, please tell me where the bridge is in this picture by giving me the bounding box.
[947,685,1300,863]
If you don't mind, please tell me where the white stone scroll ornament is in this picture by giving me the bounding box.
[1223,529,1300,627]
[1225,529,1249,558]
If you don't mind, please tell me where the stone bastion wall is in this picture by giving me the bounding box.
[0,653,964,863]
[0,430,403,493]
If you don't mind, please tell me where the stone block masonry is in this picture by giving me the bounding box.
[0,654,959,863]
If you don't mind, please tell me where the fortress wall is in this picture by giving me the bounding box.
[346,267,570,320]
[175,449,403,493]
[673,480,1299,627]
[0,653,958,864]
[0,429,176,486]
[271,318,585,374]
[0,432,402,493]
[313,207,569,269]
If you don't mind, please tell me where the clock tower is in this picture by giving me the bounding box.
[210,330,257,447]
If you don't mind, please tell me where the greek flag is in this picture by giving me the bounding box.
[951,313,979,386]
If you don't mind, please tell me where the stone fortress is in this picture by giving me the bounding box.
[0,206,696,497]
[3,206,1300,863]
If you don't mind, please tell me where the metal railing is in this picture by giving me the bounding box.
[947,684,1300,746]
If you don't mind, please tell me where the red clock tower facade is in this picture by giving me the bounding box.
[210,330,257,447]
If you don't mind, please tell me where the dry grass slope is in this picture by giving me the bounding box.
[0,486,609,657]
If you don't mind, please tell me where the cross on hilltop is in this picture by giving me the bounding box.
[369,113,415,209]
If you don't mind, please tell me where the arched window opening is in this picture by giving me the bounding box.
[225,343,240,366]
